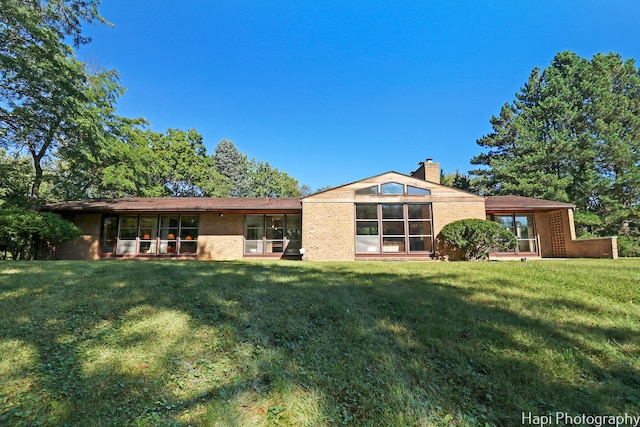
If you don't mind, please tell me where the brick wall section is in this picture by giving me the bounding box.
[568,237,618,258]
[302,202,355,261]
[197,213,244,260]
[534,211,553,257]
[56,213,101,260]
[431,201,486,239]
[535,209,618,258]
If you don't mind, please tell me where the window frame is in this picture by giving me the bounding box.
[488,213,538,255]
[102,214,199,257]
[355,203,433,256]
[243,214,302,257]
[355,183,431,196]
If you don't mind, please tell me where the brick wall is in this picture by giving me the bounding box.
[56,213,101,260]
[302,202,355,261]
[535,209,617,258]
[197,213,244,260]
[534,211,553,257]
[431,200,486,238]
[568,237,618,258]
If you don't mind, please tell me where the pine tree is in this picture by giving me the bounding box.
[471,51,640,235]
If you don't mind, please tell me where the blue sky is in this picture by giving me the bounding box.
[80,1,640,191]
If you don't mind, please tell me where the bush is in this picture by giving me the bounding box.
[0,208,81,260]
[439,219,517,261]
[617,236,640,257]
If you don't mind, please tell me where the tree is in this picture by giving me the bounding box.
[247,161,302,197]
[213,139,251,197]
[212,139,305,197]
[0,208,81,260]
[1,0,114,203]
[149,128,230,197]
[0,149,33,207]
[47,124,231,199]
[471,51,640,235]
[440,170,473,192]
[46,117,164,199]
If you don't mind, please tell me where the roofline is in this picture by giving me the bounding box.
[485,207,575,213]
[39,197,303,213]
[303,171,484,199]
[484,195,576,211]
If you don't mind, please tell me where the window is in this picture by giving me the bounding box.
[244,214,301,256]
[407,185,431,195]
[355,185,378,195]
[285,215,302,255]
[381,182,404,195]
[356,183,431,196]
[180,216,199,254]
[116,215,138,255]
[139,215,158,254]
[381,203,405,253]
[100,215,118,255]
[103,215,199,256]
[355,203,433,255]
[407,204,433,252]
[356,204,380,253]
[266,215,284,253]
[244,215,264,254]
[159,216,179,254]
[491,214,537,254]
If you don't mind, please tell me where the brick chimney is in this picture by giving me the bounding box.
[410,158,440,183]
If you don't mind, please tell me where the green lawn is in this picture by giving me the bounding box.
[0,259,638,426]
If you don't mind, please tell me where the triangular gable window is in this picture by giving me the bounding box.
[381,182,404,195]
[407,185,431,195]
[355,185,379,195]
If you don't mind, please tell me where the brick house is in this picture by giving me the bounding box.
[42,160,618,260]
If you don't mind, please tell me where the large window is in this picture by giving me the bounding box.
[244,214,301,256]
[491,214,537,254]
[356,203,433,255]
[101,214,199,256]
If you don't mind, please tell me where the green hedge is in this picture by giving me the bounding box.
[439,219,517,261]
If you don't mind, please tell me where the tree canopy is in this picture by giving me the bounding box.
[1,1,308,208]
[1,0,120,202]
[471,51,640,236]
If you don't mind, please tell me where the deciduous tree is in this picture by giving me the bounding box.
[1,0,114,202]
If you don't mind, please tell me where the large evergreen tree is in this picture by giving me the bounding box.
[471,51,640,235]
[213,138,251,197]
[213,139,304,198]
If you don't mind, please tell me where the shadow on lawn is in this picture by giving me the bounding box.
[0,261,638,426]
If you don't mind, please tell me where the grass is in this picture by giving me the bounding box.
[0,259,638,426]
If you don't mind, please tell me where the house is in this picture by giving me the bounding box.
[42,159,618,260]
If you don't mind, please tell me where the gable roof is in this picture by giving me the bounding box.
[485,195,575,211]
[304,171,484,200]
[41,197,302,213]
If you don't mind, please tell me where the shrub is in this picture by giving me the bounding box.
[439,219,517,261]
[617,236,640,257]
[0,208,81,260]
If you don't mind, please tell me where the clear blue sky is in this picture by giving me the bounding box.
[80,0,640,191]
